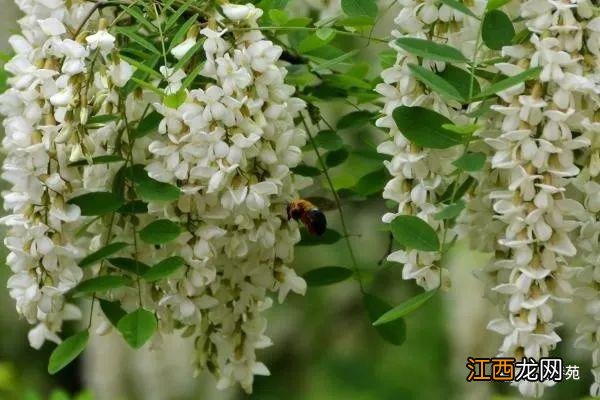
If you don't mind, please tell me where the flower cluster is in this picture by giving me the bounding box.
[0,0,98,350]
[145,4,308,392]
[1,0,307,393]
[376,0,485,290]
[481,1,599,397]
[378,0,600,397]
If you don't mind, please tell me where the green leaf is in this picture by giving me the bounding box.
[303,266,353,286]
[408,64,464,102]
[135,111,163,138]
[351,168,388,196]
[117,309,157,349]
[182,62,205,89]
[167,14,198,51]
[392,106,463,149]
[440,176,476,203]
[390,215,440,252]
[486,0,510,10]
[298,34,334,54]
[314,130,344,150]
[291,164,322,177]
[114,27,160,55]
[311,49,359,72]
[434,200,466,220]
[68,155,125,167]
[67,192,124,216]
[86,114,120,125]
[71,276,131,297]
[337,110,374,130]
[136,178,181,203]
[363,293,406,346]
[117,200,149,214]
[143,256,186,282]
[341,0,377,18]
[48,331,89,374]
[482,10,515,50]
[80,242,129,268]
[373,290,437,326]
[298,229,342,246]
[100,300,126,327]
[139,219,182,245]
[108,257,150,275]
[337,16,375,27]
[473,67,541,100]
[122,6,157,32]
[325,148,350,167]
[452,152,486,171]
[163,89,187,109]
[440,0,478,18]
[438,65,481,100]
[165,0,195,31]
[268,9,289,25]
[119,54,162,80]
[441,123,480,135]
[396,38,468,63]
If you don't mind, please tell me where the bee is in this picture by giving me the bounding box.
[287,199,327,236]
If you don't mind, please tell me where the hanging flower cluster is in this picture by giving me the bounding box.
[377,0,600,397]
[376,0,483,290]
[145,5,308,392]
[0,0,308,393]
[0,0,94,350]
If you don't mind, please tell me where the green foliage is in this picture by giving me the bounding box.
[337,111,374,130]
[408,64,465,103]
[298,229,342,246]
[390,215,440,252]
[434,200,466,220]
[139,219,182,245]
[117,309,157,349]
[71,276,131,297]
[482,10,515,50]
[341,0,377,18]
[142,256,186,282]
[67,192,123,216]
[303,266,354,286]
[472,67,541,100]
[48,331,89,374]
[325,148,350,167]
[79,242,129,268]
[392,106,463,149]
[395,38,468,63]
[373,290,438,326]
[108,257,150,275]
[363,293,406,346]
[314,130,344,150]
[292,165,322,177]
[452,152,486,171]
[100,300,127,327]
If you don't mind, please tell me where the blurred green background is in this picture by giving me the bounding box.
[0,1,595,399]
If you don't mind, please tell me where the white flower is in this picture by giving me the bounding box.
[108,60,135,87]
[85,30,116,53]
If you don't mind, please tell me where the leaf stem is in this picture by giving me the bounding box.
[300,112,364,293]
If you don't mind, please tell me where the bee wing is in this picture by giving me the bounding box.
[301,209,327,236]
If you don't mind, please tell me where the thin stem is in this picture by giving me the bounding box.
[230,26,389,44]
[300,113,364,292]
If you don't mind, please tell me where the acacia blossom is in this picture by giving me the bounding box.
[0,0,97,350]
[141,4,308,392]
[376,0,485,290]
[481,0,598,397]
